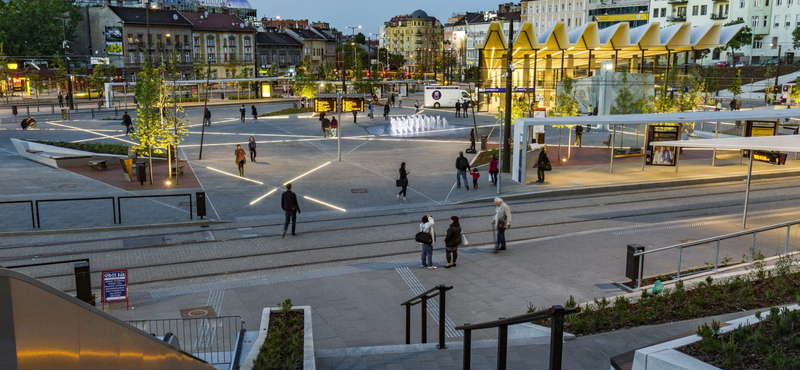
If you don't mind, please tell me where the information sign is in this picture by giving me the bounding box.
[342,98,364,112]
[102,269,129,310]
[314,98,337,113]
[743,120,778,157]
[753,151,787,165]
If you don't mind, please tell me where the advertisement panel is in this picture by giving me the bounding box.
[314,98,336,113]
[102,269,129,310]
[342,98,364,112]
[105,26,124,56]
[645,125,680,166]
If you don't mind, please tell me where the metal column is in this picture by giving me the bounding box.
[742,150,754,228]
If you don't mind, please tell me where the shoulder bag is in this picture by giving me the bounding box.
[415,230,433,245]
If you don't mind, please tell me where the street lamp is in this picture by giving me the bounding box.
[769,43,782,104]
[344,25,361,91]
[56,17,74,110]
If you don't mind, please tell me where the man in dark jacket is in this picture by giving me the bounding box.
[122,111,133,134]
[251,105,258,122]
[455,151,471,190]
[203,108,211,126]
[281,183,301,238]
[574,124,583,147]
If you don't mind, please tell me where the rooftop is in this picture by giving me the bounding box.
[108,6,192,27]
[256,31,303,46]
[179,11,255,32]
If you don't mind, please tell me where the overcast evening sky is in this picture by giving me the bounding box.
[252,0,496,36]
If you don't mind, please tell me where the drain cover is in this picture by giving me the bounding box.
[180,306,217,318]
[289,144,301,148]
[58,184,77,188]
[351,189,368,193]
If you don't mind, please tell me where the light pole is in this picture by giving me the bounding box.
[770,43,782,104]
[57,17,75,110]
[345,26,361,77]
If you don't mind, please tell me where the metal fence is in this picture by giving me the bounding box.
[126,316,244,366]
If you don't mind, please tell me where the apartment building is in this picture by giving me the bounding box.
[521,0,587,32]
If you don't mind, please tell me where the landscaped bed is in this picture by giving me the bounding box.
[252,299,304,370]
[28,140,167,158]
[259,107,312,117]
[532,254,800,336]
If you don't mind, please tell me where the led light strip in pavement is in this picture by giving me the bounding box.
[46,121,137,145]
[248,161,333,205]
[283,161,331,185]
[204,166,264,185]
[72,134,130,143]
[303,195,346,212]
[249,188,278,205]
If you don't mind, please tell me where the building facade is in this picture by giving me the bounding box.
[180,11,256,79]
[383,9,444,70]
[284,28,337,73]
[256,30,303,76]
[446,12,521,69]
[587,0,650,29]
[521,0,587,32]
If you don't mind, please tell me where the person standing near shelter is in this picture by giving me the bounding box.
[444,216,462,268]
[58,93,64,108]
[203,107,212,126]
[248,136,257,162]
[455,101,461,117]
[574,124,583,147]
[469,129,476,152]
[281,183,301,238]
[384,102,390,120]
[537,146,550,183]
[235,144,246,177]
[492,198,511,253]
[122,111,133,134]
[251,105,258,122]
[239,104,246,123]
[419,215,436,269]
[489,154,499,186]
[369,101,374,120]
[730,98,737,111]
[455,151,471,190]
[397,162,409,201]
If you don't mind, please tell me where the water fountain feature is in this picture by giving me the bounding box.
[389,115,448,135]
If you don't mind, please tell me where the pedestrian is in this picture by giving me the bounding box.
[248,136,257,162]
[471,168,480,189]
[492,197,511,253]
[390,93,396,107]
[463,100,469,118]
[353,111,358,124]
[235,144,246,177]
[20,117,36,130]
[414,100,420,114]
[444,216,461,268]
[715,100,722,111]
[455,101,461,117]
[592,105,598,116]
[58,93,64,108]
[588,104,593,116]
[330,116,338,137]
[369,101,374,120]
[203,107,211,126]
[384,102,390,120]
[281,183,301,238]
[398,94,403,107]
[489,154,499,186]
[455,151,471,190]
[322,117,331,138]
[418,214,436,269]
[537,146,551,183]
[397,162,409,201]
[574,124,583,147]
[239,104,246,123]
[122,111,133,134]
[251,105,258,122]
[469,128,476,152]
[730,98,737,111]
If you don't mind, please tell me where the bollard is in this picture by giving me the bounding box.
[11,105,17,116]
[61,109,68,120]
[51,104,55,114]
[26,105,30,115]
[91,108,95,118]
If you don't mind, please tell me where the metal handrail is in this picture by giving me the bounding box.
[127,316,244,365]
[455,305,581,370]
[35,197,116,228]
[400,284,453,349]
[633,218,800,289]
[0,200,35,229]
[117,193,193,223]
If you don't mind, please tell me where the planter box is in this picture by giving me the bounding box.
[11,138,130,169]
[240,305,315,370]
[632,304,800,370]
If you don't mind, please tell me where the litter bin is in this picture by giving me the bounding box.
[481,135,488,150]
[61,109,68,120]
[220,92,225,100]
[196,191,207,218]
[11,105,17,116]
[626,244,645,282]
[74,261,94,306]
[135,162,148,185]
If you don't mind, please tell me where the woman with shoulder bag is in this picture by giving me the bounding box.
[444,216,462,268]
[537,146,551,183]
[397,162,409,201]
[418,215,436,269]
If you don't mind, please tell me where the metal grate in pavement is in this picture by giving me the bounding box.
[396,267,460,338]
[611,209,800,236]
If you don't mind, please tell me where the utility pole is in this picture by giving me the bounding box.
[59,17,75,110]
[502,19,514,173]
[198,61,211,160]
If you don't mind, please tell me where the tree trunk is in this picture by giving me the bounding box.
[148,145,154,185]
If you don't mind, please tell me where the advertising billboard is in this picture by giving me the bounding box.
[105,27,124,56]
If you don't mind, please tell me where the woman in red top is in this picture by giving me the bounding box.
[330,117,339,137]
[235,144,246,177]
[489,154,499,186]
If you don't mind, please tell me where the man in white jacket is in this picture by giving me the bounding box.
[493,198,511,253]
[420,215,436,269]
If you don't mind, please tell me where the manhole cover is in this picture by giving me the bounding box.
[289,144,301,148]
[351,189,368,193]
[58,184,77,188]
[179,201,196,206]
[180,306,217,318]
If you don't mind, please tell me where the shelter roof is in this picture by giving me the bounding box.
[516,109,800,127]
[653,136,800,152]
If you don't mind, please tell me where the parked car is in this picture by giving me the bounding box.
[711,61,728,67]
[762,58,778,66]
[734,62,746,67]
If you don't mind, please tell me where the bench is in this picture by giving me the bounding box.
[89,160,108,171]
[615,153,646,158]
[36,152,92,160]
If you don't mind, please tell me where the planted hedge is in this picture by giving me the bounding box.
[252,299,303,370]
[258,108,312,117]
[29,140,166,158]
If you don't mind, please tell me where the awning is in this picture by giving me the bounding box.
[653,135,800,151]
[516,108,800,127]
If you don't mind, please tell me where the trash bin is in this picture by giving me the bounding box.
[196,191,207,218]
[481,135,488,150]
[74,261,94,306]
[135,162,147,185]
[220,92,225,100]
[625,244,645,282]
[535,132,545,144]
[11,105,17,116]
[61,109,68,120]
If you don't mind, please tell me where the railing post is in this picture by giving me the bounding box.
[497,321,508,370]
[714,239,720,271]
[751,232,756,262]
[438,285,446,349]
[785,225,791,256]
[421,298,427,344]
[549,306,565,370]
[676,247,683,279]
[405,304,411,345]
[463,326,471,370]
[637,250,644,290]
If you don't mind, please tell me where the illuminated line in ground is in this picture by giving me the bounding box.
[249,188,278,205]
[283,161,331,185]
[187,132,321,138]
[46,121,137,145]
[205,166,264,184]
[303,195,346,212]
[181,138,327,148]
[72,134,129,143]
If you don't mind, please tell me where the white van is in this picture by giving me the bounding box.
[424,86,472,108]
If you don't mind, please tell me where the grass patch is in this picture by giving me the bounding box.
[531,254,800,337]
[259,107,312,117]
[252,299,303,370]
[29,140,166,158]
[227,95,259,100]
[473,149,499,167]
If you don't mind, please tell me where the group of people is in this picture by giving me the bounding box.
[454,100,472,118]
[416,197,512,269]
[239,104,259,123]
[318,113,339,138]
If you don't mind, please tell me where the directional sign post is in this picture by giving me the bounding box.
[102,269,129,310]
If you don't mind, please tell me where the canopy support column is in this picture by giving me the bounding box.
[610,125,617,174]
[742,150,754,228]
[712,121,719,166]
[674,148,681,173]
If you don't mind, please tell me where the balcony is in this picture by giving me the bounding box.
[668,0,688,3]
[713,0,728,2]
[710,12,728,19]
[668,15,687,22]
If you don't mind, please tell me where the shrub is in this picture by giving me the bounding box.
[259,107,312,117]
[252,299,304,370]
[29,140,166,158]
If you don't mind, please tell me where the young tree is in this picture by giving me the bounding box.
[728,68,743,98]
[162,52,189,183]
[610,73,646,115]
[292,57,317,100]
[26,69,47,103]
[0,43,10,103]
[87,62,116,101]
[763,65,775,104]
[792,27,800,50]
[723,20,755,61]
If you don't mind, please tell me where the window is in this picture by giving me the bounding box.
[166,35,171,44]
[787,14,792,26]
[796,14,800,26]
[567,18,571,26]
[561,4,565,11]
[777,0,782,4]
[763,15,768,27]
[129,52,135,63]
[194,37,200,46]
[244,38,251,47]
[775,15,780,27]
[701,5,707,15]
[548,5,552,12]
[127,34,133,43]
[766,0,770,5]
[754,0,760,6]
[206,37,215,47]
[753,15,760,27]
[692,5,699,15]
[754,40,763,48]
[661,8,666,16]
[772,37,778,47]
[139,52,144,63]
[184,35,189,44]
[535,6,539,12]
[654,10,659,17]
[568,3,572,11]
[712,49,721,60]
[740,0,745,7]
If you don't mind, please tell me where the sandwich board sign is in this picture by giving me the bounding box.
[102,269,129,310]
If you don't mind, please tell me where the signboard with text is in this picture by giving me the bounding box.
[102,269,128,310]
[342,98,365,113]
[753,151,787,165]
[645,125,680,166]
[314,98,337,113]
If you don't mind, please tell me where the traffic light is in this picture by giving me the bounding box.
[382,70,386,77]
[366,72,370,77]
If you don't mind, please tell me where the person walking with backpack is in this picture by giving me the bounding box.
[122,111,133,134]
[492,198,511,253]
[455,151,471,190]
[235,144,246,177]
[418,215,436,269]
[281,183,301,238]
[397,162,409,201]
[444,216,462,268]
[248,136,257,162]
[251,105,258,122]
[537,146,551,183]
[239,104,246,123]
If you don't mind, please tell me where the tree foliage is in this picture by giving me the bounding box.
[0,0,82,56]
[610,73,646,115]
[292,57,317,99]
[0,44,10,102]
[88,62,117,96]
[377,48,405,71]
[724,20,756,58]
[552,76,580,117]
[793,27,800,50]
[728,68,743,98]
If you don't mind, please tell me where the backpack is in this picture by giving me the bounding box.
[415,230,433,245]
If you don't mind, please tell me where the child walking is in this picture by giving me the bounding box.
[471,169,480,189]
